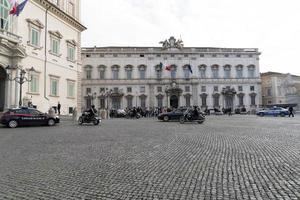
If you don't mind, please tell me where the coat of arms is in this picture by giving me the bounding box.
[159,36,184,50]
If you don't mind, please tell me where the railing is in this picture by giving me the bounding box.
[0,28,22,43]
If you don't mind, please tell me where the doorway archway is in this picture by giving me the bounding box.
[0,66,7,111]
[170,95,178,108]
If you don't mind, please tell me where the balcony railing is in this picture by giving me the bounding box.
[0,28,22,43]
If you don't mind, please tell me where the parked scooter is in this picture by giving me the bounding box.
[78,110,101,125]
[180,108,205,124]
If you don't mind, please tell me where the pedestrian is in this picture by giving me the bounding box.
[72,107,77,121]
[228,107,232,116]
[288,106,294,117]
[57,102,61,115]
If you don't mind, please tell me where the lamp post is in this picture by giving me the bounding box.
[6,65,36,107]
[87,92,97,108]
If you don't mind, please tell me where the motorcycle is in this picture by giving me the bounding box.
[180,109,205,124]
[78,111,101,125]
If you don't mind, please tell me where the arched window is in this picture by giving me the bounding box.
[138,65,147,79]
[247,65,255,78]
[155,64,163,79]
[223,65,231,78]
[236,65,243,78]
[84,65,93,79]
[211,65,219,78]
[98,65,106,80]
[0,0,11,30]
[111,65,120,80]
[199,65,207,78]
[125,65,133,80]
[170,65,177,79]
[183,65,191,79]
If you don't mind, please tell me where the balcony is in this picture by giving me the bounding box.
[0,28,22,44]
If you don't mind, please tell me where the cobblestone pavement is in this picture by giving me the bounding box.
[0,115,299,200]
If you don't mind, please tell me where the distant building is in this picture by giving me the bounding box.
[261,72,300,110]
[0,0,86,114]
[81,37,262,115]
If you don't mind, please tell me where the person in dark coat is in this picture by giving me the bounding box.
[57,102,61,115]
[288,106,294,117]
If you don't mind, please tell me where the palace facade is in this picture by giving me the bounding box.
[0,0,86,114]
[81,37,262,115]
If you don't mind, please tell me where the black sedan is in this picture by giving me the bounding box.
[0,107,60,128]
[157,108,187,122]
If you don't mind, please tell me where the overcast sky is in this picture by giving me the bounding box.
[81,0,300,75]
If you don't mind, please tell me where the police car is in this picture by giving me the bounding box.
[0,107,60,128]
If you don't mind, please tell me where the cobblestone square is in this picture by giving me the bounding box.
[0,115,299,200]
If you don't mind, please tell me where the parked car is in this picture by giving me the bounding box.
[157,108,187,122]
[256,107,289,117]
[0,107,60,128]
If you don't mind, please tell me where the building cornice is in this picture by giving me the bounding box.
[32,0,87,32]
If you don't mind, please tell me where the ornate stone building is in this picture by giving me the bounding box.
[0,0,86,114]
[261,72,300,110]
[81,37,262,114]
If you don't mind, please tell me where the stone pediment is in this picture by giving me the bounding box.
[26,19,44,29]
[49,31,63,39]
[66,39,77,46]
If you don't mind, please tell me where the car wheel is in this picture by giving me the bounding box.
[280,113,285,117]
[78,117,83,125]
[93,119,99,125]
[8,120,18,128]
[47,119,55,126]
[197,120,204,124]
[179,116,185,124]
[259,113,264,117]
[163,116,169,122]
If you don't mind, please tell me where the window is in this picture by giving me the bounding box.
[30,27,40,47]
[50,37,60,55]
[214,86,218,92]
[86,69,92,79]
[250,86,255,91]
[127,87,132,93]
[201,86,206,92]
[156,70,162,79]
[248,65,255,78]
[238,95,244,106]
[140,96,146,108]
[126,96,133,108]
[139,69,146,79]
[0,0,10,30]
[157,86,162,93]
[238,86,243,91]
[126,69,132,80]
[236,65,243,78]
[185,95,191,107]
[100,98,105,109]
[86,88,91,95]
[67,81,75,98]
[213,95,220,107]
[113,87,119,93]
[157,96,163,107]
[29,74,39,93]
[67,0,75,16]
[171,67,177,79]
[183,68,190,79]
[250,95,256,106]
[224,65,231,78]
[185,86,190,92]
[99,69,105,80]
[267,88,272,96]
[199,65,206,78]
[50,78,59,96]
[112,68,119,80]
[201,94,207,107]
[67,45,75,61]
[212,66,219,78]
[140,86,145,93]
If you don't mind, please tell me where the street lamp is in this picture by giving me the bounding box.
[6,65,36,107]
[87,92,97,107]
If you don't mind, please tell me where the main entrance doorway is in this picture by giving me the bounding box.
[0,66,6,111]
[224,95,234,109]
[170,95,178,108]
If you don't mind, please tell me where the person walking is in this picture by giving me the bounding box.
[288,106,294,117]
[57,102,61,115]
